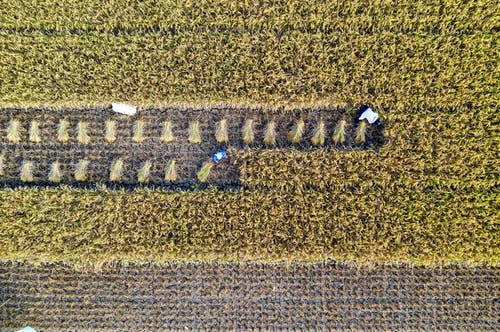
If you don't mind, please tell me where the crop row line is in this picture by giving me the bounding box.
[1,118,373,146]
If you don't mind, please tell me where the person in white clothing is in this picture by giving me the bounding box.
[357,105,382,126]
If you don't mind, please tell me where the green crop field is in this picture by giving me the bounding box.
[0,0,498,268]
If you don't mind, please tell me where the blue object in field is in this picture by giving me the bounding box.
[212,150,227,163]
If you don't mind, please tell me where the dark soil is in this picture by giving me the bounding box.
[0,106,385,188]
[0,261,498,331]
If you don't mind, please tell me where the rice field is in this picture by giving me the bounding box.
[0,0,498,274]
[0,1,498,108]
[1,1,499,330]
[1,261,498,331]
[0,106,384,187]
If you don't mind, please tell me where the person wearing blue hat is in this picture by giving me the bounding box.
[212,150,227,163]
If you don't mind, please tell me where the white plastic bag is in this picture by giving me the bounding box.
[358,107,379,124]
[112,103,137,116]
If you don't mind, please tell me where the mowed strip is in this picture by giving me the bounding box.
[0,186,497,267]
[0,31,496,107]
[0,0,496,34]
[0,106,383,186]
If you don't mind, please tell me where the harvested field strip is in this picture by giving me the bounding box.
[1,261,498,331]
[0,106,383,186]
[0,0,497,34]
[0,186,497,266]
[238,107,499,190]
[0,32,497,107]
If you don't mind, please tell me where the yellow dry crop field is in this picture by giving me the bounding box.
[0,0,498,268]
[0,186,497,268]
[0,32,496,108]
[1,1,496,33]
[0,0,498,108]
[238,108,499,190]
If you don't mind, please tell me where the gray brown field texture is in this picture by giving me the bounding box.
[1,262,499,331]
[0,106,383,187]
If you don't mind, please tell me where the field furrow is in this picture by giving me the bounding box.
[0,106,383,186]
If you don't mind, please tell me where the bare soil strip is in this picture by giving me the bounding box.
[0,106,384,187]
[1,261,498,331]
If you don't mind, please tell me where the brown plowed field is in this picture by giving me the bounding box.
[1,262,498,331]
